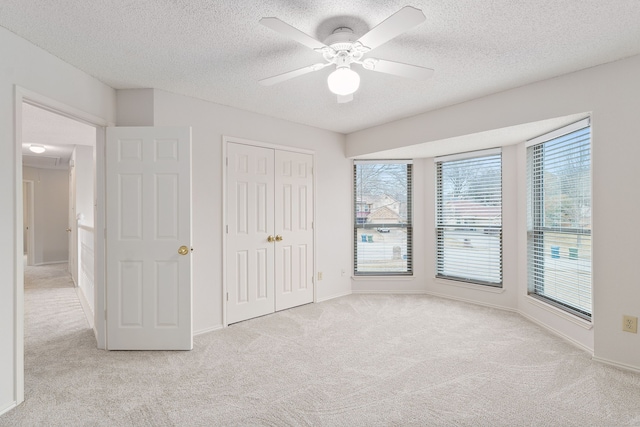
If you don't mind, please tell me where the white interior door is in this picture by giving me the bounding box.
[226,142,314,324]
[226,143,275,324]
[106,126,192,350]
[274,150,314,311]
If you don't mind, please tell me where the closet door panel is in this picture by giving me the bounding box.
[226,143,275,324]
[274,150,314,311]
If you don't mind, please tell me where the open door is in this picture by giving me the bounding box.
[106,126,192,350]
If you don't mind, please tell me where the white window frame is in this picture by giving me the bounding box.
[526,118,592,320]
[435,148,503,287]
[353,160,413,276]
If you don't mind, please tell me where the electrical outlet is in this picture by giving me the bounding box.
[317,271,323,281]
[623,315,638,333]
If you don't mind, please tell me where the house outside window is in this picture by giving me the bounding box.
[354,160,412,275]
[435,149,503,286]
[527,118,592,319]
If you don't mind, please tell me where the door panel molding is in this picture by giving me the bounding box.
[225,143,275,324]
[223,136,315,326]
[106,126,192,350]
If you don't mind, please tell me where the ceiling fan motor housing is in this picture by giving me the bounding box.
[324,27,357,51]
[322,27,367,66]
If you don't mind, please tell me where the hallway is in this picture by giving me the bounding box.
[22,263,95,421]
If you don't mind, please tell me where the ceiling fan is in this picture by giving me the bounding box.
[259,6,434,103]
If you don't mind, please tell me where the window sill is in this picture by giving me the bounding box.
[525,295,593,330]
[352,275,414,281]
[434,277,505,293]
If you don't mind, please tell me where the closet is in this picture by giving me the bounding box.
[225,141,314,324]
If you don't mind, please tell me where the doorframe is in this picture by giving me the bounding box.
[69,156,77,283]
[22,180,35,266]
[221,135,317,327]
[13,86,112,404]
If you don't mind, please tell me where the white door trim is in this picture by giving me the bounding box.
[223,135,315,155]
[13,86,113,405]
[222,135,316,327]
[23,180,35,266]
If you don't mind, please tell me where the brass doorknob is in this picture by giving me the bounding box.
[66,228,72,232]
[178,245,189,256]
[275,235,283,242]
[267,235,275,243]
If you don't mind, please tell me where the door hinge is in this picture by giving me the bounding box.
[104,309,107,321]
[226,225,229,234]
[226,292,229,302]
[225,157,228,166]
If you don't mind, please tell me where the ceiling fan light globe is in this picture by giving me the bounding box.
[29,144,46,154]
[327,67,360,96]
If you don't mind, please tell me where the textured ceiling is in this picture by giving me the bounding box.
[2,1,640,134]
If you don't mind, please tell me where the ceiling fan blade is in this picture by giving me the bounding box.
[260,17,327,51]
[356,6,426,51]
[337,94,353,103]
[259,63,329,86]
[363,58,434,80]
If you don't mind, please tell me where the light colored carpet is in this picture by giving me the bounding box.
[3,263,640,426]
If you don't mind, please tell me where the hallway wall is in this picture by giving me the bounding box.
[22,167,69,265]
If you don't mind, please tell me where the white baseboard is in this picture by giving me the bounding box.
[592,356,640,374]
[32,260,68,266]
[422,289,517,313]
[518,311,593,354]
[193,324,224,336]
[75,288,94,329]
[352,290,428,295]
[316,290,352,303]
[0,402,17,417]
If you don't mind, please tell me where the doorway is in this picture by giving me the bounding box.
[14,87,109,405]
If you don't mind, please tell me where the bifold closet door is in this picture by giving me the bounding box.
[274,150,314,311]
[226,142,314,324]
[226,143,275,324]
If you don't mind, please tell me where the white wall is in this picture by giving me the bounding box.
[22,167,69,264]
[116,89,154,126]
[115,89,352,334]
[346,54,640,370]
[73,145,95,321]
[0,26,116,414]
[73,145,94,227]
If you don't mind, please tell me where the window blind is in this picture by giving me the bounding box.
[436,151,502,286]
[353,161,412,275]
[527,121,591,319]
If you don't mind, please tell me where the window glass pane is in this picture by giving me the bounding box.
[354,162,412,275]
[436,152,502,286]
[527,122,592,319]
